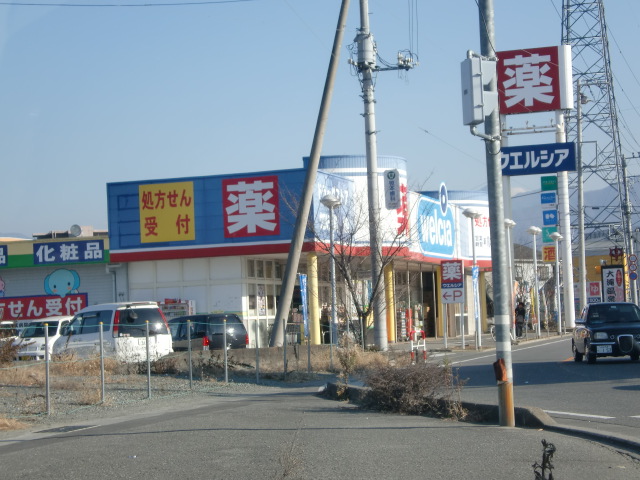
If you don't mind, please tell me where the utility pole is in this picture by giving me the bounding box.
[576,80,587,312]
[354,0,415,350]
[622,153,638,304]
[478,0,515,427]
[270,1,350,347]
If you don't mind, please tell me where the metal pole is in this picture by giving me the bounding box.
[146,321,151,399]
[269,0,350,347]
[622,154,637,304]
[45,323,50,416]
[357,0,387,350]
[282,316,287,378]
[223,318,228,383]
[187,319,193,389]
[505,219,516,340]
[576,80,588,312]
[99,322,105,402]
[329,204,338,345]
[464,208,482,349]
[479,0,514,427]
[527,227,542,339]
[255,318,260,384]
[551,233,563,335]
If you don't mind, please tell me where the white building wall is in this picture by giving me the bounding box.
[128,257,245,316]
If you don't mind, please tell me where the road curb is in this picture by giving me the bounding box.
[322,382,640,453]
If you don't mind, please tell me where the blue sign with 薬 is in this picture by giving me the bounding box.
[501,142,576,176]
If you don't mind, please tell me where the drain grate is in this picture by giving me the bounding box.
[36,425,97,434]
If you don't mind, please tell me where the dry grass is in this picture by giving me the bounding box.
[0,415,27,431]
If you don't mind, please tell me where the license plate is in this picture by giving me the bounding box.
[596,345,612,354]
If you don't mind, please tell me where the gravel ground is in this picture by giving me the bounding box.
[0,369,333,432]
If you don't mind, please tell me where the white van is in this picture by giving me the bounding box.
[53,302,173,362]
[13,316,73,361]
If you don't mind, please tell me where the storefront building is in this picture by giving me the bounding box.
[0,228,112,323]
[106,155,492,347]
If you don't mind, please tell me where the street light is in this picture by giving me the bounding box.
[550,231,563,335]
[463,208,482,349]
[527,226,542,339]
[504,219,516,339]
[321,194,342,354]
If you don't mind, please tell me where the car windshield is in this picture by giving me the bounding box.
[586,304,640,324]
[19,321,59,338]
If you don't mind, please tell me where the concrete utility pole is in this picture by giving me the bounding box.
[270,0,350,347]
[555,111,576,330]
[478,0,515,427]
[355,0,386,350]
[354,0,414,350]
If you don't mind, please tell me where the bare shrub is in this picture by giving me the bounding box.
[362,362,467,419]
[335,335,361,385]
[152,354,182,374]
[0,340,20,366]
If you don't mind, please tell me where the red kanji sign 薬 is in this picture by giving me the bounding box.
[497,45,573,115]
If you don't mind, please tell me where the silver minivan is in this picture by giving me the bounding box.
[53,302,173,362]
[13,316,72,361]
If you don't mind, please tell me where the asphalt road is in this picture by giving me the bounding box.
[2,383,640,479]
[448,335,640,441]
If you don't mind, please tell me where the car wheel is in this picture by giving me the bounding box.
[586,347,597,364]
[572,341,583,362]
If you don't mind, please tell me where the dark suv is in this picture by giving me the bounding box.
[572,302,640,363]
[169,314,248,351]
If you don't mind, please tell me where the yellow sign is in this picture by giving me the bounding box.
[542,245,556,263]
[139,182,195,243]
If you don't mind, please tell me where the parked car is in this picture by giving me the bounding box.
[53,302,173,362]
[572,302,640,363]
[1,320,20,348]
[13,316,72,361]
[169,314,249,351]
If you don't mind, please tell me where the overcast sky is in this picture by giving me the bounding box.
[0,0,638,238]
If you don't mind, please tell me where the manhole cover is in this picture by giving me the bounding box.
[36,425,97,434]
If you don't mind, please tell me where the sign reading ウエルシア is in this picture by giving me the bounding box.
[501,142,576,176]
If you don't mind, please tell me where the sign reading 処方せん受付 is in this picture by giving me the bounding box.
[139,181,196,243]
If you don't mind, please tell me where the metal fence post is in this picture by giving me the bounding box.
[255,319,260,384]
[223,318,228,383]
[99,322,105,404]
[146,320,151,398]
[187,319,193,389]
[45,323,50,416]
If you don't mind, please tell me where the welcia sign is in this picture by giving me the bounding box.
[416,196,455,258]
